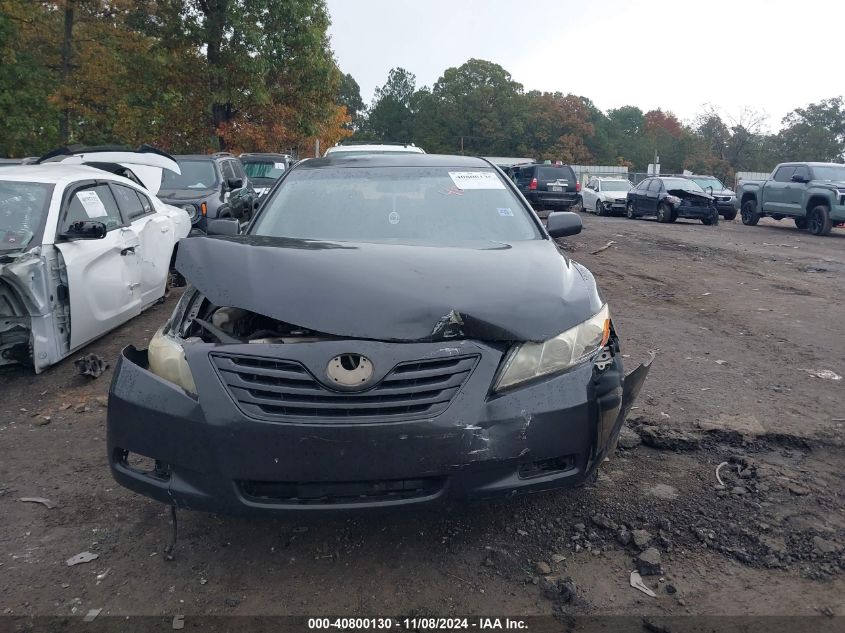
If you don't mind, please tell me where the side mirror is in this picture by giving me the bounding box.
[60,220,107,240]
[226,177,243,190]
[546,211,582,238]
[790,174,806,183]
[206,218,240,236]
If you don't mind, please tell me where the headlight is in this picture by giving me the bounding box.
[148,327,197,394]
[494,304,611,392]
[665,195,682,205]
[180,204,198,220]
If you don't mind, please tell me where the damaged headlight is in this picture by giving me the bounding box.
[494,304,611,392]
[148,327,197,394]
[665,195,682,206]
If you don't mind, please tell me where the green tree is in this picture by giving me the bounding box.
[337,71,364,130]
[776,97,845,162]
[363,67,418,142]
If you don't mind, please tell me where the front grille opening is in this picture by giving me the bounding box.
[116,449,170,481]
[518,455,576,480]
[212,352,479,421]
[237,477,446,505]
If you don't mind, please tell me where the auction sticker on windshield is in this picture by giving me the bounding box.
[449,171,505,190]
[76,190,108,218]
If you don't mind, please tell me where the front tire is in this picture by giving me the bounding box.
[657,203,672,223]
[741,200,760,226]
[794,216,808,230]
[701,210,719,226]
[626,201,637,219]
[596,200,606,216]
[808,204,833,236]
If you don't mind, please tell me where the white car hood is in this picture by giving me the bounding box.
[599,190,630,200]
[51,151,181,195]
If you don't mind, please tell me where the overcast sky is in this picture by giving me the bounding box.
[327,0,844,131]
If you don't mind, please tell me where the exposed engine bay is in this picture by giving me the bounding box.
[169,288,334,345]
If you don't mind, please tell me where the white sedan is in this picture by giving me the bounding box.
[580,177,634,216]
[0,157,190,372]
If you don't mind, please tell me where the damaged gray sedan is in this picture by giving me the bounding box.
[108,154,652,513]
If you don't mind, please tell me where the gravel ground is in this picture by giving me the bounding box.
[1,213,843,623]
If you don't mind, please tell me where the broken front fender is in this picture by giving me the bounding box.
[598,352,655,458]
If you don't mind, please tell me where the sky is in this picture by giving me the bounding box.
[326,0,845,131]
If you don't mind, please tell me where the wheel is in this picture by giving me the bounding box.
[808,204,833,236]
[571,196,583,213]
[794,216,809,230]
[741,200,760,225]
[595,200,606,216]
[657,203,672,223]
[722,209,737,221]
[626,201,637,219]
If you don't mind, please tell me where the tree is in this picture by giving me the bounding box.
[417,59,523,154]
[363,67,418,142]
[337,71,364,130]
[516,92,593,163]
[776,97,845,162]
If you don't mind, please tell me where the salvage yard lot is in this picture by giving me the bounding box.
[1,215,843,619]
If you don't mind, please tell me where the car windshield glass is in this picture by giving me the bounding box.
[662,178,705,193]
[251,166,541,244]
[0,181,54,251]
[161,160,218,189]
[243,161,285,181]
[692,177,724,190]
[601,180,632,191]
[812,165,845,181]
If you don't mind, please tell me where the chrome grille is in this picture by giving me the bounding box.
[211,353,478,421]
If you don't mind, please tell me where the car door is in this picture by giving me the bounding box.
[630,179,647,210]
[54,181,141,351]
[785,165,810,215]
[644,179,662,214]
[582,179,597,209]
[763,165,794,214]
[110,182,174,307]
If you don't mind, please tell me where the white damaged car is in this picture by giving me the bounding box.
[0,149,190,372]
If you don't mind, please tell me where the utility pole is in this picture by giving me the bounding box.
[315,138,320,158]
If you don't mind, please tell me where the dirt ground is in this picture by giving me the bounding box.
[1,214,844,626]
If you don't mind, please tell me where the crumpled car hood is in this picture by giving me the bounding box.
[667,188,712,200]
[175,236,604,343]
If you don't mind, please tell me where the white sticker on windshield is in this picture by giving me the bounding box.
[388,211,400,225]
[448,171,505,190]
[76,190,108,218]
[273,162,286,170]
[497,207,514,217]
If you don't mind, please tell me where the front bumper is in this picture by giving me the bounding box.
[107,340,651,514]
[831,202,845,223]
[602,199,628,213]
[674,203,716,219]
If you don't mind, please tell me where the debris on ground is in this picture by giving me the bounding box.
[172,615,185,630]
[66,551,99,566]
[629,571,656,598]
[19,497,55,509]
[637,425,702,451]
[83,608,102,622]
[617,425,642,450]
[632,529,653,549]
[637,548,662,576]
[802,369,842,381]
[590,240,616,255]
[73,354,109,378]
[540,575,576,604]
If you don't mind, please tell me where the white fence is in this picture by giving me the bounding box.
[735,171,771,188]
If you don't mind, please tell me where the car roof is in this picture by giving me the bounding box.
[325,144,425,154]
[239,153,289,159]
[173,154,220,161]
[299,154,494,169]
[777,162,844,168]
[0,163,134,185]
[594,177,629,181]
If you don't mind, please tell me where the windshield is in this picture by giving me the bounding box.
[161,160,218,189]
[0,181,54,251]
[691,177,725,190]
[251,166,540,244]
[812,165,845,182]
[601,180,632,192]
[243,160,285,181]
[662,178,706,193]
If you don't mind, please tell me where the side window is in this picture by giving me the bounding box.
[793,165,810,182]
[221,161,236,183]
[232,160,246,180]
[636,179,650,190]
[648,179,662,192]
[773,165,796,182]
[61,183,123,234]
[111,184,148,221]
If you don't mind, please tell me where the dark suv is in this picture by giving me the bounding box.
[513,163,580,212]
[239,153,292,198]
[158,153,257,234]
